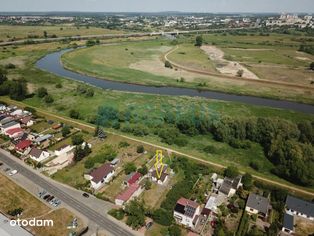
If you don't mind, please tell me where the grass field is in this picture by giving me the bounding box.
[0,173,83,236]
[0,24,123,42]
[61,35,314,103]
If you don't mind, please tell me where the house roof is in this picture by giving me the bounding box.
[20,116,32,124]
[6,127,24,135]
[152,171,168,182]
[2,121,18,129]
[15,140,32,150]
[90,163,114,184]
[116,183,140,202]
[110,158,119,165]
[35,134,52,143]
[56,144,70,151]
[286,195,314,217]
[246,193,270,215]
[175,197,199,218]
[29,147,44,158]
[283,213,294,231]
[219,176,242,195]
[126,172,142,185]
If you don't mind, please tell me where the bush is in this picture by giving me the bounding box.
[69,109,80,119]
[249,161,260,171]
[61,125,71,137]
[55,83,62,88]
[4,63,16,69]
[224,166,239,178]
[72,134,84,145]
[108,208,125,220]
[119,141,130,148]
[124,162,137,175]
[136,145,145,153]
[165,60,173,69]
[44,94,54,103]
[152,208,173,226]
[203,145,218,154]
[37,87,48,98]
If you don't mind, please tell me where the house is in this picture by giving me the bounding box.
[285,195,314,220]
[5,127,24,139]
[0,117,14,126]
[54,144,74,156]
[282,213,294,234]
[245,193,271,219]
[20,116,34,127]
[151,165,169,185]
[173,197,201,229]
[29,147,50,162]
[34,134,53,146]
[110,158,120,167]
[115,183,143,206]
[15,140,32,155]
[218,176,242,197]
[1,121,21,134]
[6,105,17,112]
[124,172,142,186]
[0,104,6,111]
[52,123,62,130]
[10,109,24,117]
[86,163,115,190]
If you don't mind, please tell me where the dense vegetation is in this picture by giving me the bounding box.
[95,105,314,187]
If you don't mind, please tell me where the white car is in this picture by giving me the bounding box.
[9,170,18,176]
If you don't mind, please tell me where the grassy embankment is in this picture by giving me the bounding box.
[1,40,314,194]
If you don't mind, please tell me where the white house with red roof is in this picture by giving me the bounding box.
[20,116,34,127]
[5,127,24,139]
[124,172,142,186]
[85,163,115,190]
[15,140,32,155]
[173,197,201,229]
[115,183,143,206]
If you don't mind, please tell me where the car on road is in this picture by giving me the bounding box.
[9,170,18,176]
[43,194,51,200]
[82,193,89,198]
[38,190,47,198]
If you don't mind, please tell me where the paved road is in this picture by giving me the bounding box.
[0,149,135,236]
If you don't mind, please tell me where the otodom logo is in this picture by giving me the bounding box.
[10,218,54,227]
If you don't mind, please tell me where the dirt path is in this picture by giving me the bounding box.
[3,98,314,197]
[200,45,260,80]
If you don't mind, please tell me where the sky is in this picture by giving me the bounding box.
[1,0,314,13]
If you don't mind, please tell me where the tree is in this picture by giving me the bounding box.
[144,179,152,190]
[168,225,181,236]
[237,69,244,77]
[310,62,314,70]
[86,88,94,97]
[86,40,96,47]
[124,200,146,229]
[0,68,8,84]
[43,31,48,38]
[37,87,48,98]
[242,173,253,190]
[72,134,84,145]
[44,94,54,103]
[138,165,148,175]
[224,166,239,178]
[152,208,173,226]
[165,60,173,69]
[74,145,91,162]
[195,35,203,47]
[136,145,145,153]
[124,162,137,175]
[69,109,80,119]
[61,125,71,137]
[8,80,28,101]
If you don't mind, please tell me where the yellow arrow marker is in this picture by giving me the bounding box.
[154,150,165,179]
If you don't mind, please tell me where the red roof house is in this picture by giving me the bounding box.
[115,183,142,206]
[5,127,24,138]
[15,140,32,154]
[125,172,142,186]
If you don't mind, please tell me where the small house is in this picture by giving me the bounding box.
[124,172,142,186]
[34,134,53,146]
[86,163,115,190]
[218,176,242,197]
[115,183,143,206]
[15,140,32,155]
[1,121,21,134]
[54,144,74,156]
[29,147,50,162]
[245,193,271,219]
[285,195,314,221]
[20,116,35,127]
[282,213,294,234]
[5,127,24,139]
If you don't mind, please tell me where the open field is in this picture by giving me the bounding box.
[0,24,123,42]
[61,35,314,103]
[0,173,83,236]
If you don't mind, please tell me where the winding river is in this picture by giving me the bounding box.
[36,49,314,114]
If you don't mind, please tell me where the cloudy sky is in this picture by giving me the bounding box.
[2,0,314,12]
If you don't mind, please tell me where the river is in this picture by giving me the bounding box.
[36,49,314,114]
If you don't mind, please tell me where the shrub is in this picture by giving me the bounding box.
[37,87,48,98]
[69,109,80,119]
[136,145,145,153]
[108,209,125,220]
[44,94,54,103]
[165,60,172,69]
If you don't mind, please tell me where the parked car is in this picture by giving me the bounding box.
[82,193,89,198]
[9,170,18,176]
[43,194,51,200]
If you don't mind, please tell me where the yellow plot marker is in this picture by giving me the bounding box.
[154,150,165,179]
